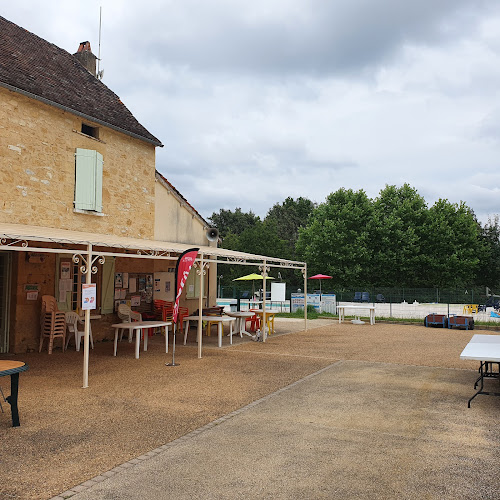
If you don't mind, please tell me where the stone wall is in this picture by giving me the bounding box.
[0,86,156,239]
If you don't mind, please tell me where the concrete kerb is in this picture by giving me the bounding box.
[49,360,343,500]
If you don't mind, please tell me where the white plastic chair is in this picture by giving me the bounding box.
[117,304,142,342]
[65,311,94,351]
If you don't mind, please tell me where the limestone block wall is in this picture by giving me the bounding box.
[0,86,156,239]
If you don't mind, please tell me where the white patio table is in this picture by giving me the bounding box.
[224,311,256,338]
[112,320,171,359]
[183,315,235,347]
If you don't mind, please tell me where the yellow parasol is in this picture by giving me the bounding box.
[233,273,275,298]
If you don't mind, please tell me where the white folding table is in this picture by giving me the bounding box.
[460,334,500,407]
[112,321,171,359]
[337,304,376,325]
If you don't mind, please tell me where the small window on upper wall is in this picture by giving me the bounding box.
[81,123,99,139]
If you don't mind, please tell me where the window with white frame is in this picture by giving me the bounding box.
[74,148,103,212]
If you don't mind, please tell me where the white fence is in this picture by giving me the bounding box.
[338,301,500,322]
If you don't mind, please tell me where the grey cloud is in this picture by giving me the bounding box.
[114,0,482,77]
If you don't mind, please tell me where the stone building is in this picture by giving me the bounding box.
[0,16,218,353]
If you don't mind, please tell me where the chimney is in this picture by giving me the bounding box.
[73,41,97,77]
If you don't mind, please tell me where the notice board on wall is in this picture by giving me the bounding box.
[114,272,153,313]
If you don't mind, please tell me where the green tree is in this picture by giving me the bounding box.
[207,208,259,238]
[423,199,481,287]
[476,215,500,288]
[265,197,315,255]
[265,197,315,289]
[369,184,428,287]
[216,219,289,291]
[296,188,373,287]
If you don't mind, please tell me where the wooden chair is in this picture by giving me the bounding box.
[39,311,66,354]
[64,311,94,351]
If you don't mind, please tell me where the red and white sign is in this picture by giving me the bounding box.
[173,248,199,323]
[82,283,97,310]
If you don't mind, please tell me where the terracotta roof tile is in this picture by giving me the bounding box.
[0,16,162,146]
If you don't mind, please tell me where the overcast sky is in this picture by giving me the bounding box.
[3,1,500,222]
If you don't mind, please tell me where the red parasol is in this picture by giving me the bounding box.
[308,274,333,295]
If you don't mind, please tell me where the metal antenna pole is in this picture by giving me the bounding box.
[97,6,102,76]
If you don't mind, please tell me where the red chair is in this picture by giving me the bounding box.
[177,306,189,330]
[246,310,261,332]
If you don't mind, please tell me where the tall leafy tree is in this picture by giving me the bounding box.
[369,184,428,287]
[265,197,315,255]
[217,219,289,288]
[208,208,259,238]
[476,215,500,289]
[423,199,481,287]
[296,188,373,287]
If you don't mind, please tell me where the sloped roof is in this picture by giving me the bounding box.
[0,16,162,146]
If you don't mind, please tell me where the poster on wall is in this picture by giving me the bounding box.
[123,272,129,289]
[131,295,140,307]
[60,261,71,279]
[82,284,97,310]
[138,276,145,291]
[115,273,123,288]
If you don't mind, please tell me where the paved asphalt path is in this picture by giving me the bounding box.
[61,360,500,499]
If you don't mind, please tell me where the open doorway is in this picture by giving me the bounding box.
[0,252,11,353]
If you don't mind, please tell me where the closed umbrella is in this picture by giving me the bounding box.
[308,274,332,296]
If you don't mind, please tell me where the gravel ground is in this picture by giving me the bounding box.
[0,319,491,499]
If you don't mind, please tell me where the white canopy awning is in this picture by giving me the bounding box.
[0,222,305,269]
[0,222,308,388]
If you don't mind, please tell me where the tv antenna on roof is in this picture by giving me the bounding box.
[97,6,104,80]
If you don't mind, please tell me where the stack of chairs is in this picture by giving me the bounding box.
[39,297,66,354]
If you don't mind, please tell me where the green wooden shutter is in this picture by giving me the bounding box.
[75,148,103,212]
[95,152,103,212]
[101,257,115,314]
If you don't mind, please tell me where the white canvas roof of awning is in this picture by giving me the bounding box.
[0,222,305,269]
